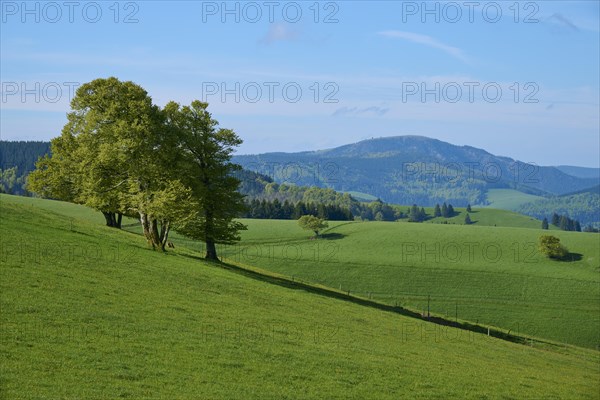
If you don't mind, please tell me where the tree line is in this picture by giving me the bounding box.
[242,199,354,221]
[541,213,582,232]
[405,202,458,223]
[518,191,599,230]
[28,77,246,260]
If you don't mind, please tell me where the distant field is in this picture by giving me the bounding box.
[344,191,378,202]
[485,189,545,210]
[408,205,555,230]
[208,217,599,349]
[3,194,599,399]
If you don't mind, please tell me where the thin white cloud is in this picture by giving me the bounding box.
[260,22,300,45]
[378,30,469,63]
[332,106,389,117]
[546,13,580,32]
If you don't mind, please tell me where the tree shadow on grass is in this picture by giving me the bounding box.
[560,252,583,262]
[319,233,346,240]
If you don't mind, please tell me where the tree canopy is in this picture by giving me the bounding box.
[298,215,329,237]
[28,77,245,258]
[538,235,568,260]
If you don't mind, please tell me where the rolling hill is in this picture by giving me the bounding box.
[555,165,600,179]
[233,136,598,205]
[1,194,599,399]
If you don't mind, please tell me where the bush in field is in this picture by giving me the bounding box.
[538,235,568,260]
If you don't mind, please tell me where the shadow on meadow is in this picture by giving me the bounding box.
[318,233,346,240]
[560,252,583,262]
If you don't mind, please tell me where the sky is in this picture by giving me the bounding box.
[1,0,599,167]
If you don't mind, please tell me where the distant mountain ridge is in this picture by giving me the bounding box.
[1,138,598,208]
[555,165,600,179]
[233,136,598,206]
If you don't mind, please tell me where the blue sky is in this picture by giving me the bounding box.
[1,1,599,167]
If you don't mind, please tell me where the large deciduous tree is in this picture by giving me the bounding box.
[164,100,247,261]
[28,77,191,250]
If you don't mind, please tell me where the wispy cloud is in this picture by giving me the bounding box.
[332,106,389,117]
[260,22,300,45]
[546,13,579,32]
[378,30,468,63]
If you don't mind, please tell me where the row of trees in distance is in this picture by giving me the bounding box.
[541,213,582,232]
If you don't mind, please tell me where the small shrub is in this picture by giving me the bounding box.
[538,235,568,260]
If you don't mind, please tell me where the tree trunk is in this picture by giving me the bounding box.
[205,239,218,261]
[140,212,155,249]
[204,207,218,260]
[150,219,162,251]
[116,213,122,229]
[102,211,121,228]
[159,220,170,251]
[102,212,113,227]
[140,213,171,251]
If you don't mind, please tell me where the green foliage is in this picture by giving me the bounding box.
[542,217,549,230]
[0,167,28,195]
[297,215,328,237]
[27,77,187,248]
[237,172,400,221]
[441,202,448,217]
[243,199,353,221]
[408,204,427,222]
[27,78,247,254]
[538,235,569,260]
[464,213,472,225]
[439,202,456,218]
[0,141,51,195]
[163,100,247,259]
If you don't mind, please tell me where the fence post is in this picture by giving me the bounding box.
[427,295,430,320]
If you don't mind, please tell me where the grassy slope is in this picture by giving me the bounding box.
[1,194,599,399]
[485,189,545,210]
[207,217,600,349]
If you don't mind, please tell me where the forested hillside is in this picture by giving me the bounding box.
[235,169,401,221]
[0,141,50,195]
[0,141,50,173]
[517,191,600,229]
[233,136,597,205]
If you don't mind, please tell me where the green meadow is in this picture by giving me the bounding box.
[485,189,545,210]
[203,211,598,349]
[1,194,599,399]
[408,205,555,229]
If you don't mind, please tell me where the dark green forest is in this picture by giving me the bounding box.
[518,192,600,229]
[0,141,50,195]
